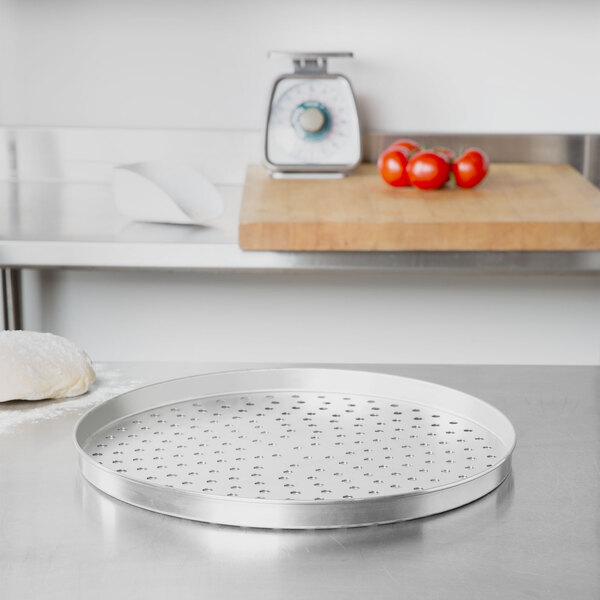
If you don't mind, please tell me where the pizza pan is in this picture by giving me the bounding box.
[74,368,515,529]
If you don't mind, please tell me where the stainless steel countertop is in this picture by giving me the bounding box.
[2,363,599,599]
[1,181,600,272]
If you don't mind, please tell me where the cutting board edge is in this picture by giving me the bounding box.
[239,220,600,251]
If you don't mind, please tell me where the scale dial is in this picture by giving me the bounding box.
[265,75,361,174]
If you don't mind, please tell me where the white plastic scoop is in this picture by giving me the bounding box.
[114,162,223,225]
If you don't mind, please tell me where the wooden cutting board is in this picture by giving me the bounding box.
[239,163,600,251]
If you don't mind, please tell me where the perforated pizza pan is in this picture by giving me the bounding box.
[74,368,516,529]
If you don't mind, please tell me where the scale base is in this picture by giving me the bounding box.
[270,171,349,180]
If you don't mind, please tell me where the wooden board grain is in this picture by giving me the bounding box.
[239,163,600,251]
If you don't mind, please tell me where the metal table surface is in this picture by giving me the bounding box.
[2,181,600,272]
[6,180,600,332]
[3,180,600,330]
[1,363,599,600]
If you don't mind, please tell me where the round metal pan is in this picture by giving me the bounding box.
[74,368,516,529]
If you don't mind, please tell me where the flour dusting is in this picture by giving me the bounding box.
[0,364,143,434]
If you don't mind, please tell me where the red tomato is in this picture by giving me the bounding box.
[452,148,489,188]
[434,147,455,162]
[407,151,450,190]
[387,138,421,155]
[377,148,411,187]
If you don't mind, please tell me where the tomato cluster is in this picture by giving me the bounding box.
[377,139,489,190]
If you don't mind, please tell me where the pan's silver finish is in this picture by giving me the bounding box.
[74,368,515,529]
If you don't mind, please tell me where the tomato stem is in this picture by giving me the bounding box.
[448,171,457,189]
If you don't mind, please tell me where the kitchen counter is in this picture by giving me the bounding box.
[2,180,600,272]
[1,363,599,599]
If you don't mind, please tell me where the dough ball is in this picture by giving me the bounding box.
[0,331,96,402]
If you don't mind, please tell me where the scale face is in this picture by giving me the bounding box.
[264,52,362,178]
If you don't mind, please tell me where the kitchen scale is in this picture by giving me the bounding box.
[75,368,515,529]
[264,52,362,178]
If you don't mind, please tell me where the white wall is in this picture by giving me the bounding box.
[21,269,600,365]
[2,0,599,132]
